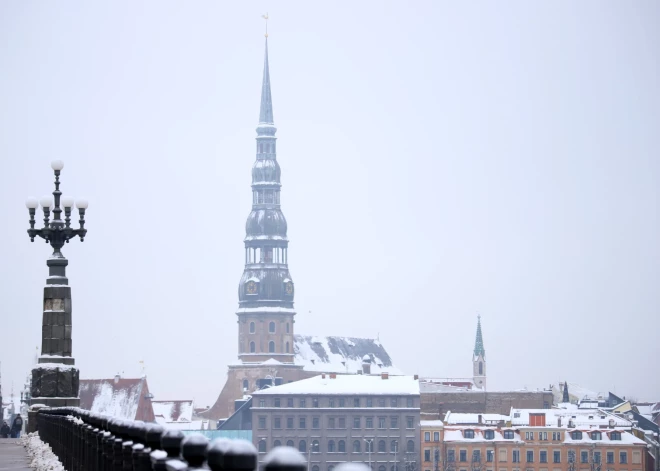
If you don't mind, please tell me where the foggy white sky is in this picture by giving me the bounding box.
[0,1,658,408]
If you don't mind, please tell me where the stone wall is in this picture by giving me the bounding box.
[421,390,554,419]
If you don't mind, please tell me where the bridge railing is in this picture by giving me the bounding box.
[35,407,306,471]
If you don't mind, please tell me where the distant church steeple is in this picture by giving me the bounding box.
[236,38,296,364]
[473,315,487,389]
[562,381,570,403]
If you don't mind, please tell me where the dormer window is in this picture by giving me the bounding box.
[571,431,582,440]
[591,432,602,440]
[484,430,495,440]
[610,432,621,441]
[463,430,475,439]
[503,430,515,439]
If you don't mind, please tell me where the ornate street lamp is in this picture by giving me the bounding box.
[25,160,88,408]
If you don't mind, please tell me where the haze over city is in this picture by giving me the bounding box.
[0,1,658,409]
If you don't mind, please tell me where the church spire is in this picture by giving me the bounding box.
[474,315,486,358]
[259,39,274,125]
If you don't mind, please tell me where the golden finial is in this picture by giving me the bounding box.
[262,13,269,37]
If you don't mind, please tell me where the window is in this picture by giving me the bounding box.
[610,431,621,440]
[274,398,281,407]
[313,467,319,471]
[329,418,335,429]
[287,398,293,407]
[525,432,533,440]
[425,432,431,442]
[274,440,281,448]
[366,417,374,429]
[540,432,547,441]
[448,450,456,463]
[593,452,601,464]
[268,341,275,353]
[312,417,319,429]
[473,450,481,462]
[258,440,267,453]
[391,441,398,453]
[329,398,335,408]
[540,451,547,463]
[464,430,475,439]
[328,440,336,453]
[379,398,386,407]
[425,450,431,462]
[379,417,386,429]
[354,417,361,428]
[553,451,560,463]
[258,399,265,407]
[299,440,306,453]
[273,417,281,429]
[313,398,319,408]
[479,362,483,375]
[504,431,515,439]
[487,450,494,462]
[620,452,627,464]
[338,417,346,429]
[366,440,374,452]
[354,398,361,407]
[512,451,520,463]
[391,398,398,407]
[338,440,346,453]
[300,398,306,408]
[269,321,275,333]
[353,440,361,453]
[606,452,614,464]
[433,432,440,442]
[339,398,345,407]
[286,417,294,429]
[460,451,468,462]
[379,467,386,471]
[407,440,414,453]
[391,417,398,428]
[498,450,506,462]
[367,398,373,407]
[311,440,320,453]
[242,379,249,390]
[526,451,533,463]
[407,417,414,429]
[286,342,289,353]
[580,451,588,464]
[379,440,386,453]
[250,322,256,333]
[258,416,266,428]
[299,417,306,429]
[287,440,294,448]
[632,451,641,464]
[552,432,561,441]
[591,432,601,440]
[250,341,256,353]
[568,451,575,464]
[407,398,414,407]
[570,431,582,440]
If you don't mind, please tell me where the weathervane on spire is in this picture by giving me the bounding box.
[262,13,269,37]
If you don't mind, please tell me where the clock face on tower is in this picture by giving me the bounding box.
[285,281,293,295]
[246,280,257,294]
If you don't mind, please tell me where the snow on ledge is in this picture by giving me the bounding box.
[21,432,66,471]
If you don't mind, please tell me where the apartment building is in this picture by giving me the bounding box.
[419,411,646,471]
[251,373,421,471]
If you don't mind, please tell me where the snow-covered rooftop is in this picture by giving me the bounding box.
[252,374,419,396]
[294,335,401,375]
[564,429,645,445]
[152,400,193,423]
[79,377,155,422]
[511,408,632,428]
[445,412,509,425]
[444,427,523,444]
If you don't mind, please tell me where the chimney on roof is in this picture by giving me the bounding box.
[414,374,419,380]
[322,374,326,379]
[330,373,337,379]
[478,414,483,424]
[558,417,562,427]
[381,373,389,380]
[608,419,615,429]
[362,355,371,375]
[114,374,120,384]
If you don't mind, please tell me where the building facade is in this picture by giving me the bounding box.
[251,374,421,471]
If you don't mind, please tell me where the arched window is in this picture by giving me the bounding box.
[249,322,256,333]
[391,466,398,471]
[378,440,386,452]
[353,440,361,453]
[269,341,275,353]
[479,362,483,375]
[312,440,320,453]
[390,440,398,452]
[299,440,307,452]
[328,466,334,471]
[286,323,290,333]
[250,341,256,353]
[407,440,414,453]
[312,467,319,471]
[286,342,290,353]
[286,440,294,448]
[273,440,281,448]
[328,440,335,452]
[258,440,267,453]
[379,466,386,471]
[338,440,345,453]
[242,379,249,390]
[269,321,276,333]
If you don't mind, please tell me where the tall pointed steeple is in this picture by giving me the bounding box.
[259,39,274,125]
[562,381,570,403]
[474,314,486,358]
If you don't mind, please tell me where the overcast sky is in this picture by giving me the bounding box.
[0,1,658,408]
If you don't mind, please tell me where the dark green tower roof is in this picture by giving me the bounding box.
[474,315,486,358]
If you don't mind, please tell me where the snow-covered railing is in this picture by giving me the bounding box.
[35,407,309,471]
